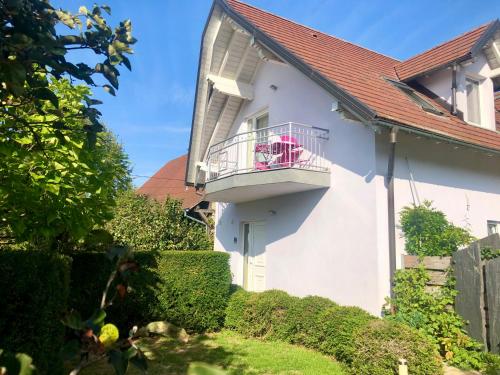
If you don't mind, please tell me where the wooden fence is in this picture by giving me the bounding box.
[402,233,500,354]
[453,234,500,354]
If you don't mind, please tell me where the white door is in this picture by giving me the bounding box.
[243,222,266,292]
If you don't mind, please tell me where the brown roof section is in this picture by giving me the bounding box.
[137,154,202,209]
[496,93,500,132]
[225,0,500,151]
[395,22,492,81]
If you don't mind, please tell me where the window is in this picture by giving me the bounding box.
[487,220,500,236]
[387,79,443,115]
[466,78,481,125]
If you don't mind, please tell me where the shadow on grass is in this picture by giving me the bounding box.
[142,335,249,375]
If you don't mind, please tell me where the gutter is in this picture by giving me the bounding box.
[451,63,458,115]
[386,127,398,298]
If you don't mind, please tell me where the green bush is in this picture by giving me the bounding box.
[70,250,231,333]
[351,320,443,375]
[154,251,231,332]
[315,306,375,362]
[282,295,338,347]
[400,201,474,256]
[106,191,213,251]
[69,251,159,332]
[0,250,71,375]
[385,267,484,370]
[225,286,252,331]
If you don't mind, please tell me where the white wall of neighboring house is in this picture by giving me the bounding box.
[214,60,387,315]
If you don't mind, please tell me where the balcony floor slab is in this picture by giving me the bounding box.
[204,168,330,203]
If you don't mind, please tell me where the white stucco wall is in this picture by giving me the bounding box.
[214,61,386,315]
[417,54,497,130]
[376,130,500,263]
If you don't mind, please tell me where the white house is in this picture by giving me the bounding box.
[185,0,500,315]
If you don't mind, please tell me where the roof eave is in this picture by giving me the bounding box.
[216,0,377,122]
[374,117,500,155]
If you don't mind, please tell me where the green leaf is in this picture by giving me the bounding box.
[103,84,116,96]
[108,350,128,375]
[101,5,111,15]
[129,350,148,373]
[62,311,85,330]
[86,309,106,332]
[33,87,59,108]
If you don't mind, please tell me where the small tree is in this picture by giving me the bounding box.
[400,201,474,257]
[106,191,213,252]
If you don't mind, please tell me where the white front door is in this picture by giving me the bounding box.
[243,222,266,292]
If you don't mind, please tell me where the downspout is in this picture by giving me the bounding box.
[184,209,209,234]
[451,63,458,115]
[387,127,398,298]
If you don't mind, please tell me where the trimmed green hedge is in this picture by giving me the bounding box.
[225,289,443,375]
[70,250,231,333]
[0,250,71,375]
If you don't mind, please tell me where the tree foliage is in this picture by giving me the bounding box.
[400,201,474,256]
[0,78,131,248]
[106,192,213,252]
[1,0,135,142]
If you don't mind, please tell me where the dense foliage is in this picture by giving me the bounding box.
[106,191,212,251]
[1,79,131,248]
[1,0,135,134]
[385,267,485,370]
[400,201,474,256]
[351,320,443,375]
[225,289,442,374]
[70,250,231,333]
[0,250,71,375]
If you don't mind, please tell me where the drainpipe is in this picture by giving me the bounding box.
[387,127,398,298]
[184,209,209,234]
[451,63,458,115]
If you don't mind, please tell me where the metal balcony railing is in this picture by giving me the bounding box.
[206,122,330,182]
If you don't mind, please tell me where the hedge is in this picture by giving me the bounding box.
[0,250,71,375]
[70,250,231,333]
[225,289,443,375]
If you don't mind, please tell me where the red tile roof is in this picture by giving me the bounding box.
[137,154,202,209]
[395,23,492,81]
[225,0,500,151]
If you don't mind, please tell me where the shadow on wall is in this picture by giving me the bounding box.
[216,188,328,256]
[377,131,500,195]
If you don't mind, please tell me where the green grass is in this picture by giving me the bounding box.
[78,330,346,375]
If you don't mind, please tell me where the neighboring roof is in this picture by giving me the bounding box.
[496,92,500,132]
[222,0,500,152]
[395,22,495,81]
[137,154,202,209]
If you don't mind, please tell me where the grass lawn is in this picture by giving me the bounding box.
[78,330,346,375]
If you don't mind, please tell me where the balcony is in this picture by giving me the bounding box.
[203,122,330,203]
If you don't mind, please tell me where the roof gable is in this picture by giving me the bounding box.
[395,21,499,81]
[137,155,202,209]
[221,0,500,152]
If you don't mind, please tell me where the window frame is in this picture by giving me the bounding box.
[465,77,482,126]
[386,78,443,116]
[487,220,500,236]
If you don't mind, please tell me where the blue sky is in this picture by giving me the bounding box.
[55,0,500,186]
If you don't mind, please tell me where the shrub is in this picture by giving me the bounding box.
[385,267,484,370]
[352,320,443,375]
[282,295,338,347]
[225,286,252,331]
[315,306,375,362]
[0,251,71,375]
[155,251,231,332]
[70,250,231,333]
[400,201,474,256]
[106,191,212,251]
